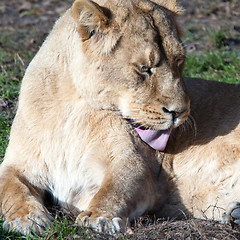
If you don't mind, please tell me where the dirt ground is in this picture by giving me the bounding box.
[179,0,240,52]
[1,0,239,54]
[0,0,240,239]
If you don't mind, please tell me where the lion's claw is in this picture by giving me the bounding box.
[222,202,240,225]
[77,215,126,236]
[231,208,240,219]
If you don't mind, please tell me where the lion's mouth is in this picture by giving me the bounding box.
[127,120,172,151]
[135,127,171,151]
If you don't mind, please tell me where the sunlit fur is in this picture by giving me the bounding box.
[2,0,237,235]
[0,0,189,235]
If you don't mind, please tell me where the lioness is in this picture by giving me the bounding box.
[0,0,190,235]
[1,0,239,236]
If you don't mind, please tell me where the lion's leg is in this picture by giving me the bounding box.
[76,159,155,235]
[0,166,53,235]
[76,177,128,235]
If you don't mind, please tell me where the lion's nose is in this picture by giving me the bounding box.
[162,107,188,121]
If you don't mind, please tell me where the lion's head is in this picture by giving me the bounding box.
[59,0,190,150]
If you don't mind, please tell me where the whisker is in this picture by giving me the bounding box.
[188,114,197,137]
[180,114,197,137]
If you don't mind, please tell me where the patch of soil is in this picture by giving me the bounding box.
[179,0,240,52]
[128,219,240,240]
[0,0,72,52]
[0,0,239,239]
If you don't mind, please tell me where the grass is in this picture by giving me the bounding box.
[0,115,11,160]
[183,49,240,84]
[0,49,28,162]
[183,29,240,84]
[0,215,119,240]
[0,50,23,101]
[0,25,239,238]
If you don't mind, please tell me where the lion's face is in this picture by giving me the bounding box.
[72,0,190,131]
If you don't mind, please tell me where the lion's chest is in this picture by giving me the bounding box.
[41,124,108,210]
[37,103,111,210]
[50,149,106,210]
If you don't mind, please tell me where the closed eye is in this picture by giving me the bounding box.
[139,65,153,76]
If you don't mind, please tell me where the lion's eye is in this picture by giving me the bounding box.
[139,65,152,75]
[89,30,95,38]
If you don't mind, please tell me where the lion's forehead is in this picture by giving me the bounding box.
[117,9,184,65]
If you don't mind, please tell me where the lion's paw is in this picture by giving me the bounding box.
[77,214,126,236]
[222,202,240,225]
[3,210,54,236]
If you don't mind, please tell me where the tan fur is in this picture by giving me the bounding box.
[160,79,240,221]
[150,0,184,15]
[0,0,189,235]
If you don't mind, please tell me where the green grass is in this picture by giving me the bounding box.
[0,50,23,101]
[184,49,240,84]
[0,215,121,240]
[0,115,11,161]
[0,215,23,240]
[0,43,35,162]
[211,29,229,49]
[0,49,26,163]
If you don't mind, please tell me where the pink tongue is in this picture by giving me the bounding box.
[135,128,171,151]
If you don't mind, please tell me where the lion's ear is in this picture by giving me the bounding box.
[151,0,184,37]
[151,0,184,15]
[72,0,109,41]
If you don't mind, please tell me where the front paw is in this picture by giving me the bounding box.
[222,202,240,225]
[3,207,54,236]
[76,211,126,236]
